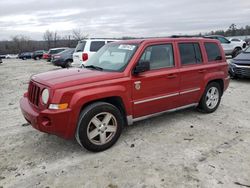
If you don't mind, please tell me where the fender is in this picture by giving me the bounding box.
[201,70,225,96]
[64,84,132,138]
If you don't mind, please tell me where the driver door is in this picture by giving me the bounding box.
[131,43,180,118]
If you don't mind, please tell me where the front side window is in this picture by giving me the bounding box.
[139,44,174,70]
[84,43,138,72]
[178,43,203,65]
[90,41,106,52]
[204,42,222,62]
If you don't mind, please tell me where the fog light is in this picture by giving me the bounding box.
[49,103,68,110]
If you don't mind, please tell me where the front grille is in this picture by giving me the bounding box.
[234,67,250,77]
[28,81,41,106]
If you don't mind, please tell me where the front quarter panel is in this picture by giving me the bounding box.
[64,83,132,138]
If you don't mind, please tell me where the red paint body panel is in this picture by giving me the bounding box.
[42,53,49,59]
[20,38,229,139]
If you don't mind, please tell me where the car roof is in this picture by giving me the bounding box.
[78,39,119,42]
[49,47,68,50]
[110,37,219,44]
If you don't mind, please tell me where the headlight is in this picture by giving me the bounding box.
[41,89,49,104]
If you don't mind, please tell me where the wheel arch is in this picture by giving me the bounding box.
[206,79,224,94]
[79,96,128,125]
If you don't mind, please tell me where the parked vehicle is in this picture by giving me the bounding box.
[0,58,2,64]
[0,55,5,59]
[18,52,33,60]
[32,50,45,60]
[20,37,229,152]
[205,35,244,58]
[43,52,49,60]
[229,46,250,78]
[5,54,18,59]
[229,38,247,48]
[47,48,68,62]
[72,39,118,67]
[51,48,75,68]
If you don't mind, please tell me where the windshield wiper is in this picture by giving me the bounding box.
[83,65,103,71]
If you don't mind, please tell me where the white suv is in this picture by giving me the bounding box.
[72,39,118,67]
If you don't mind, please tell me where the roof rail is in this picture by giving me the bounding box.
[85,37,120,40]
[170,35,204,38]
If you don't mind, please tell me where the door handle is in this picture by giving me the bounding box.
[167,74,177,79]
[198,69,206,73]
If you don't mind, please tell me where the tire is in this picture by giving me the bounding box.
[65,60,73,68]
[76,102,124,152]
[232,48,241,58]
[198,82,222,113]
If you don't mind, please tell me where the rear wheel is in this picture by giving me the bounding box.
[63,60,73,68]
[198,82,222,113]
[232,47,242,58]
[76,102,123,152]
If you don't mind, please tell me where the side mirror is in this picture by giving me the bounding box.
[134,61,150,74]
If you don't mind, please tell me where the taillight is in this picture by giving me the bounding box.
[82,53,88,61]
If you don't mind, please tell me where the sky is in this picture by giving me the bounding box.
[0,0,250,40]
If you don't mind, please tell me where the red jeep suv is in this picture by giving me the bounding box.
[20,38,230,152]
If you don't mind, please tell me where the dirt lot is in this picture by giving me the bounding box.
[0,59,250,188]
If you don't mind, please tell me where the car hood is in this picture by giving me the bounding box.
[233,53,250,64]
[32,68,124,89]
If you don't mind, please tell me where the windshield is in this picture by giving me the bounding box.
[244,46,250,53]
[84,43,138,72]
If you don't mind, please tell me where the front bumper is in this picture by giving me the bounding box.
[229,62,250,78]
[20,97,73,139]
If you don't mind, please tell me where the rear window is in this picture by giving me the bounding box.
[178,43,203,65]
[204,42,222,62]
[49,49,65,54]
[90,41,105,52]
[75,41,86,52]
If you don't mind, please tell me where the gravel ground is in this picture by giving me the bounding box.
[0,59,250,188]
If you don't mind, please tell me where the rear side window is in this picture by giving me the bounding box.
[75,41,86,52]
[178,43,203,65]
[90,41,105,52]
[204,42,222,62]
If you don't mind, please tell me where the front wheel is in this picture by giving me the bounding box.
[198,82,222,113]
[76,102,123,152]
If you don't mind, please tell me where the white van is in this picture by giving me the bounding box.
[72,39,118,67]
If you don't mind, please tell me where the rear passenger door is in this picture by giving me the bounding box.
[177,42,205,106]
[132,43,180,118]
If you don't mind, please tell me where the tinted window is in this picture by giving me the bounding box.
[139,44,174,70]
[231,38,240,42]
[218,37,229,44]
[205,42,222,62]
[179,43,202,65]
[90,41,105,52]
[75,41,86,52]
